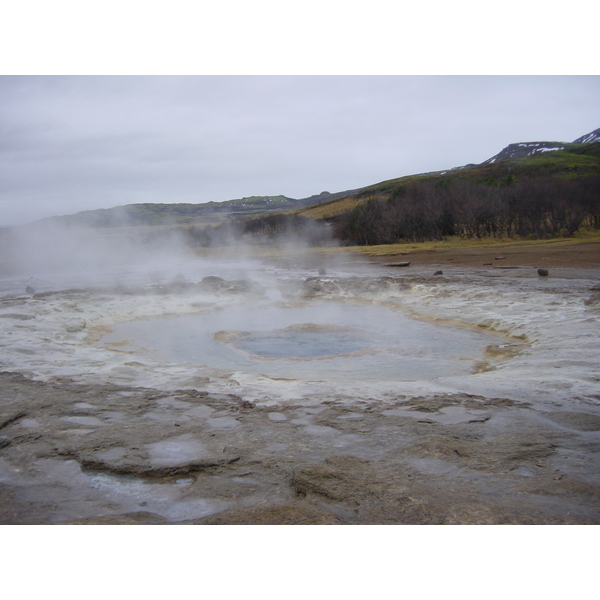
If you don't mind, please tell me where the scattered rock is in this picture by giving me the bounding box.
[65,320,86,332]
[434,270,443,276]
[385,261,411,268]
[538,268,549,276]
[201,276,225,285]
[198,276,264,296]
[485,344,523,359]
[583,295,600,306]
[302,277,339,296]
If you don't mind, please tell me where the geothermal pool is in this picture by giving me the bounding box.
[1,255,600,525]
[99,301,500,382]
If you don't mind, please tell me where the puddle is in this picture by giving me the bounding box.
[405,457,461,476]
[268,412,287,422]
[511,465,536,477]
[83,470,229,521]
[185,405,214,419]
[1,457,228,522]
[146,435,209,467]
[303,424,340,436]
[206,416,240,429]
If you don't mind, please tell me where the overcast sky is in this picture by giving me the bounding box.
[1,75,598,226]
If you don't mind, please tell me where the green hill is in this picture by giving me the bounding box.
[296,141,600,223]
[39,195,301,228]
[36,188,363,230]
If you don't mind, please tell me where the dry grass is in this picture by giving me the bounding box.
[195,231,600,256]
[293,195,363,219]
[343,231,600,257]
[192,232,600,271]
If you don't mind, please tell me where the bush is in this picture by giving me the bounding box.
[334,175,600,245]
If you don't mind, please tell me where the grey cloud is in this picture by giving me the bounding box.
[1,75,599,226]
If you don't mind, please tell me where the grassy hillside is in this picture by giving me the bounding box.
[295,143,600,223]
[41,195,302,228]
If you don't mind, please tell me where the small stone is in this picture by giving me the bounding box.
[201,276,225,285]
[386,261,411,268]
[433,270,443,276]
[537,268,549,277]
[65,320,86,332]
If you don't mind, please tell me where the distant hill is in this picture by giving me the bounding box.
[34,189,364,230]
[573,128,600,144]
[482,141,570,163]
[482,128,600,163]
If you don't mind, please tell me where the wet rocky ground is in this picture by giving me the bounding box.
[1,260,600,524]
[1,370,599,524]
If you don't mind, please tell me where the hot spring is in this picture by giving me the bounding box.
[99,300,501,382]
[3,255,600,526]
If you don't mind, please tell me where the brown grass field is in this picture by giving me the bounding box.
[341,235,600,270]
